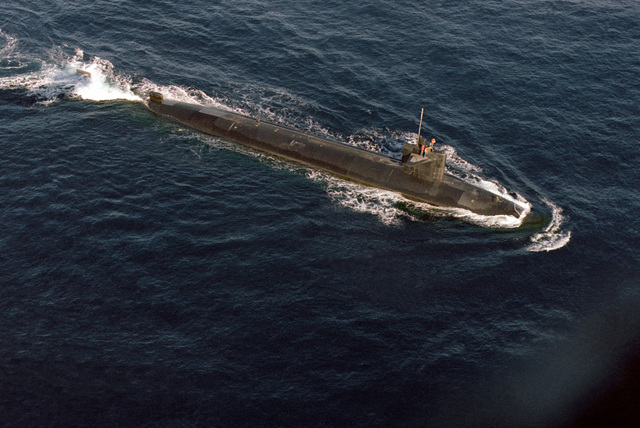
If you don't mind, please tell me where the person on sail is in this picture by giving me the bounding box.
[418,136,427,156]
[421,138,436,156]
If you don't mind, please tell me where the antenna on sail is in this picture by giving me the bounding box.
[416,108,424,146]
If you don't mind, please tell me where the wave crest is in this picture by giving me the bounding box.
[527,198,572,252]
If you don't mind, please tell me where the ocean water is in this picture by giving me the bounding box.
[1,0,639,426]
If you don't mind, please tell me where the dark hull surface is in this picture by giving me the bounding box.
[147,96,534,221]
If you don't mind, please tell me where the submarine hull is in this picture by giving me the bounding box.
[147,96,532,221]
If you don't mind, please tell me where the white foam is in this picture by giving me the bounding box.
[306,170,410,226]
[304,168,533,229]
[74,64,564,238]
[0,30,44,91]
[0,66,41,88]
[441,144,484,173]
[0,43,140,103]
[527,198,571,252]
[72,56,141,102]
[0,37,138,104]
[0,31,560,235]
[135,78,242,112]
[0,28,18,57]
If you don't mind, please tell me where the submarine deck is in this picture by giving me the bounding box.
[147,96,533,221]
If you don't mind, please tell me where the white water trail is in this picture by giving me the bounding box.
[0,31,570,243]
[527,198,571,252]
[306,168,531,229]
[0,28,18,57]
[73,53,141,102]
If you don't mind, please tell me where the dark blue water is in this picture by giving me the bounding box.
[2,1,640,426]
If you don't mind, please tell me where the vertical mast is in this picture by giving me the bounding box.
[416,108,424,146]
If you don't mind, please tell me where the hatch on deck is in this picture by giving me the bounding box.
[149,91,164,104]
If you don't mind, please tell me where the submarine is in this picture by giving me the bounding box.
[146,91,540,224]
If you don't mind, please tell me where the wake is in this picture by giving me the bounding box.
[526,198,571,252]
[0,31,570,251]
